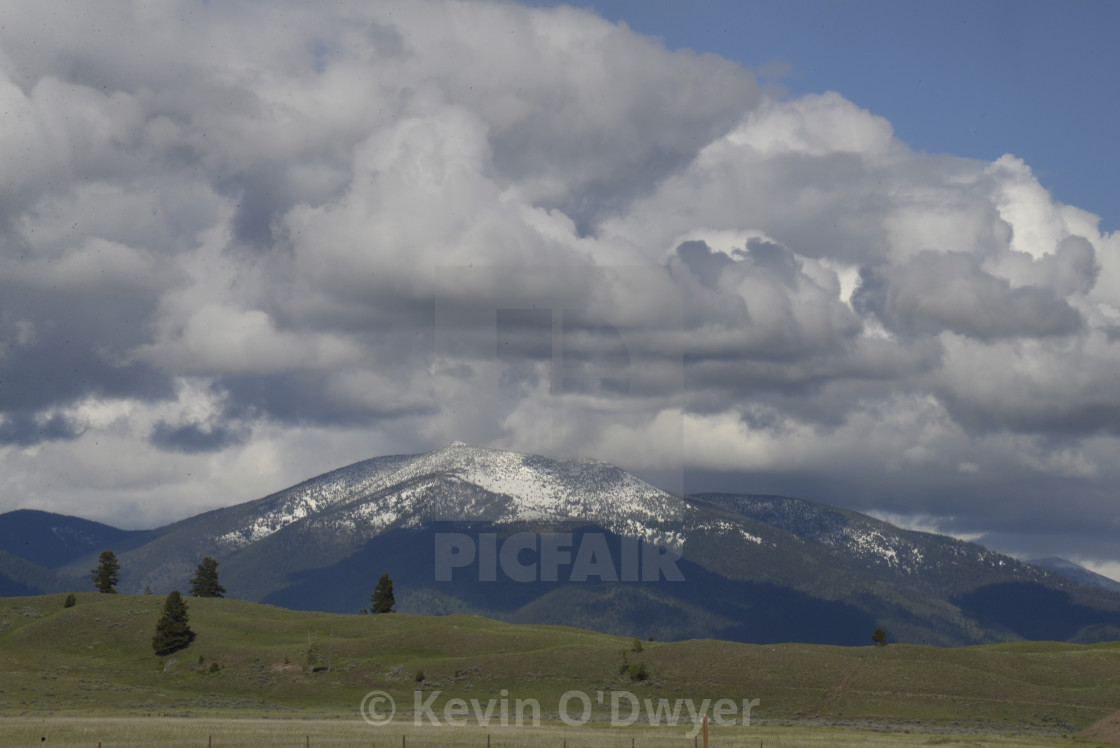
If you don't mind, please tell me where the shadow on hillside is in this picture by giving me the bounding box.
[953,582,1120,641]
[261,524,877,645]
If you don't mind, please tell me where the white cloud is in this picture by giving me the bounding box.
[1078,560,1120,585]
[0,0,1118,570]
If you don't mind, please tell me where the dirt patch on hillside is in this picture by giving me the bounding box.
[1079,710,1120,744]
[270,662,302,672]
[811,661,864,715]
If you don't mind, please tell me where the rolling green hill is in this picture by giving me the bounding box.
[1,592,1118,736]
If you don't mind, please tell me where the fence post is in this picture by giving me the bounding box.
[702,715,709,748]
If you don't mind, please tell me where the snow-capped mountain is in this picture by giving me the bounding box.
[21,444,1120,646]
[214,443,694,553]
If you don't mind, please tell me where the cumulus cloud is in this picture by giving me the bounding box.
[854,250,1083,340]
[0,0,1118,570]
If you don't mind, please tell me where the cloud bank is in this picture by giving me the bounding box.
[1,0,1117,567]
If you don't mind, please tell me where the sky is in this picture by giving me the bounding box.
[1,0,1119,579]
[542,0,1120,235]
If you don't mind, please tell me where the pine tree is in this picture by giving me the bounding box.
[189,556,226,598]
[872,627,887,646]
[90,551,121,593]
[152,590,195,656]
[370,572,395,613]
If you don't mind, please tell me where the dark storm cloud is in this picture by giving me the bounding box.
[0,411,83,446]
[937,382,1120,437]
[0,285,175,446]
[218,370,438,427]
[149,420,249,454]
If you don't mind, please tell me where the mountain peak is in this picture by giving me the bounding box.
[206,443,689,554]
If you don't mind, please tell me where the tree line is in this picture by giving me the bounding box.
[85,551,396,658]
[89,550,226,598]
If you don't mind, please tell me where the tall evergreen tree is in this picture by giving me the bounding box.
[189,556,226,598]
[370,572,395,613]
[152,590,194,656]
[90,550,121,593]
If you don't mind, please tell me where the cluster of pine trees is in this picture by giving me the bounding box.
[88,551,227,656]
[86,551,397,659]
[89,551,226,599]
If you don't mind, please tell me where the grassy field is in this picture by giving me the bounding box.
[0,717,1093,747]
[1,592,1118,744]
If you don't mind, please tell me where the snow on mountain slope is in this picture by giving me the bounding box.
[378,443,683,521]
[694,493,1044,579]
[215,452,418,549]
[214,443,704,551]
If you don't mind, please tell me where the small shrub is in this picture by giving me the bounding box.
[618,650,629,674]
[208,662,221,673]
[631,637,643,653]
[306,640,322,672]
[63,594,76,608]
[414,670,425,682]
[629,662,649,681]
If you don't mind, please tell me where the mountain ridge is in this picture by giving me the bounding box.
[1029,556,1120,594]
[4,443,1120,646]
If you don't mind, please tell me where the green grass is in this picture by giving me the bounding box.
[1,592,1118,742]
[0,717,1088,747]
